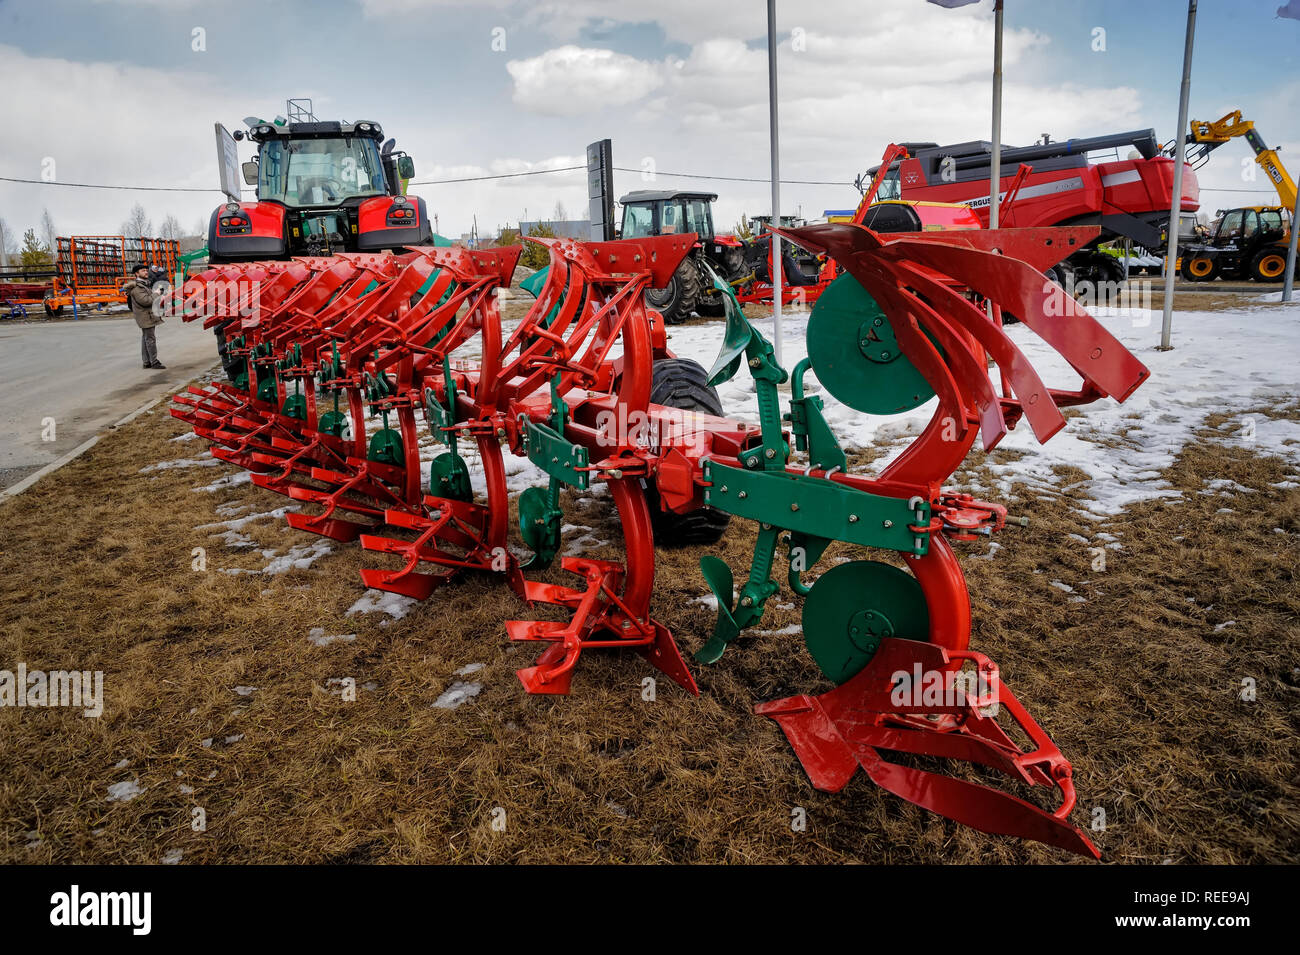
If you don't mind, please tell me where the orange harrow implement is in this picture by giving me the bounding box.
[171,223,1148,858]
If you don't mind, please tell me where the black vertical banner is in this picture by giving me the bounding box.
[587,139,614,241]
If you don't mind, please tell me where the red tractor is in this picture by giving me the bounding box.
[209,113,430,263]
[861,129,1201,286]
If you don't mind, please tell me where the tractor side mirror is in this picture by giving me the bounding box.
[397,156,415,180]
[242,161,258,185]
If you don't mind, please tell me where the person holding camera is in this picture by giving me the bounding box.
[124,263,165,370]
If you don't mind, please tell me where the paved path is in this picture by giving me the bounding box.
[0,313,219,489]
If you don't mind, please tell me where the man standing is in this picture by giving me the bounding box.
[124,263,165,370]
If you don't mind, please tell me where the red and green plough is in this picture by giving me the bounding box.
[170,221,1148,858]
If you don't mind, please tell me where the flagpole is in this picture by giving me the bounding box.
[1283,185,1299,303]
[767,0,783,366]
[989,0,1004,231]
[1159,0,1197,350]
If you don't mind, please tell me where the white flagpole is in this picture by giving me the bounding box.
[1160,0,1198,350]
[767,0,783,366]
[989,0,1004,231]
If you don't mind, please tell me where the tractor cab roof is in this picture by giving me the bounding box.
[619,189,719,204]
[246,120,385,143]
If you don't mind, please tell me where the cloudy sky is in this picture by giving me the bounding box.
[1,0,1297,245]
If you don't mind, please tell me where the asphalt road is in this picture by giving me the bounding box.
[0,312,219,489]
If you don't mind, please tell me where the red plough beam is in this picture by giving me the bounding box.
[171,221,1147,859]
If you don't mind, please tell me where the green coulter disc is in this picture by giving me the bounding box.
[280,393,307,421]
[429,451,472,502]
[317,410,350,440]
[802,559,930,684]
[806,274,936,415]
[367,428,404,466]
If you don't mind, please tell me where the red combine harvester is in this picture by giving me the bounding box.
[861,129,1201,285]
[209,104,430,264]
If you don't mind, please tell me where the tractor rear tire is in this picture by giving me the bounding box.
[1249,247,1290,282]
[1180,254,1219,282]
[645,258,701,325]
[644,358,731,546]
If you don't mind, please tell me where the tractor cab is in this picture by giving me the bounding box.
[209,110,431,263]
[1202,206,1288,249]
[619,190,718,244]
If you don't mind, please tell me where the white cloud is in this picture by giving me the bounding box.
[505,46,668,116]
[0,43,254,241]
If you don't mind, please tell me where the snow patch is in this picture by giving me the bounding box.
[347,589,418,620]
[433,681,482,709]
[307,627,357,647]
[106,779,144,803]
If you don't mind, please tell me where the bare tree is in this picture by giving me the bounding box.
[40,207,57,255]
[192,216,209,239]
[159,214,183,240]
[122,202,152,239]
[551,200,568,224]
[0,216,11,268]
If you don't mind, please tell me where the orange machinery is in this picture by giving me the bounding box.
[35,235,179,316]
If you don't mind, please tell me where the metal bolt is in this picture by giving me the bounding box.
[738,491,747,499]
[860,339,870,348]
[719,485,728,493]
[746,458,757,468]
[608,469,623,479]
[749,358,761,368]
[883,520,893,528]
[740,596,753,607]
[790,503,799,512]
[622,620,631,629]
[848,514,858,523]
[765,448,775,459]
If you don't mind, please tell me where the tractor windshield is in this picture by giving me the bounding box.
[257,136,387,207]
[622,203,656,238]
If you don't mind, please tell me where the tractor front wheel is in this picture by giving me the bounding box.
[645,258,701,325]
[644,358,731,546]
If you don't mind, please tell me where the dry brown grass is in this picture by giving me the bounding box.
[0,382,1297,865]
